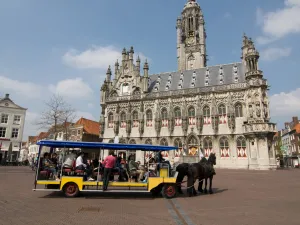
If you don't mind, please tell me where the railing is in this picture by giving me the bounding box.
[244,122,277,133]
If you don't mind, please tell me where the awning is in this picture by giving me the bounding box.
[12,143,20,152]
[0,141,11,151]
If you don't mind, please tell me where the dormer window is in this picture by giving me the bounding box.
[206,68,210,76]
[205,80,209,86]
[219,66,223,75]
[234,76,239,83]
[191,82,195,88]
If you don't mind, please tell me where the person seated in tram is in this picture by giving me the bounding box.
[115,156,128,181]
[142,158,157,183]
[156,151,172,176]
[42,152,60,181]
[51,153,58,170]
[63,150,77,169]
[75,152,95,181]
[128,155,145,182]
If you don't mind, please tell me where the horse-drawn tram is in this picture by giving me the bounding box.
[33,140,179,198]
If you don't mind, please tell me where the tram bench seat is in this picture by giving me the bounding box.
[40,170,51,175]
[63,168,72,173]
[75,170,85,174]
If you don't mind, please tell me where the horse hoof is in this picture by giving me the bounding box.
[204,190,208,194]
[193,192,197,196]
[198,189,203,193]
[209,190,213,194]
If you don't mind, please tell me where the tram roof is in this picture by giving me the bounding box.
[36,140,178,151]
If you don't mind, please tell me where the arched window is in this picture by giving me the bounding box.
[218,104,226,115]
[146,109,153,127]
[237,137,247,157]
[161,108,168,127]
[160,138,168,146]
[133,88,140,95]
[108,113,114,128]
[120,112,126,128]
[119,138,126,144]
[203,137,213,157]
[203,106,211,125]
[160,138,169,157]
[235,103,243,117]
[132,111,139,127]
[218,104,227,124]
[174,138,183,157]
[129,139,136,144]
[145,139,152,145]
[188,135,198,156]
[174,107,182,126]
[220,137,230,157]
[188,106,196,125]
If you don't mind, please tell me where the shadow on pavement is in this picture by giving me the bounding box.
[40,191,155,200]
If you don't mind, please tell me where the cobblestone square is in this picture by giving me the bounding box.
[0,167,299,225]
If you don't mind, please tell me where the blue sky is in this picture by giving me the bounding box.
[0,0,299,139]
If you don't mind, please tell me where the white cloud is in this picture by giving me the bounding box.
[270,88,300,117]
[49,78,93,99]
[62,45,150,70]
[260,47,291,61]
[23,111,42,140]
[0,75,43,99]
[75,111,96,121]
[256,0,300,44]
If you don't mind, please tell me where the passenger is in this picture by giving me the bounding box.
[128,156,145,182]
[142,158,157,183]
[116,156,126,181]
[102,150,116,191]
[43,153,59,181]
[75,152,94,181]
[156,151,172,176]
[63,150,77,168]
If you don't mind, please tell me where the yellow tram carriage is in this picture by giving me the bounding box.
[33,140,179,198]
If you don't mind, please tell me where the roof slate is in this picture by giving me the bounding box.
[148,62,245,92]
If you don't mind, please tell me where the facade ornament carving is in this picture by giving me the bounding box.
[168,101,175,134]
[227,94,235,133]
[181,100,188,136]
[248,104,253,118]
[139,102,144,136]
[196,99,203,134]
[255,101,261,118]
[211,97,219,134]
[155,110,162,137]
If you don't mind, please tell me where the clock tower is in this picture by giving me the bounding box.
[177,0,207,71]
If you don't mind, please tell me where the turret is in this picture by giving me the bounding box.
[245,38,260,72]
[143,59,149,77]
[122,48,126,61]
[114,59,119,75]
[129,46,134,61]
[106,65,112,82]
[136,55,141,73]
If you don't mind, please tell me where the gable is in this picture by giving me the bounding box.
[0,98,26,110]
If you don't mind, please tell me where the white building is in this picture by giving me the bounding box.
[0,94,27,162]
[99,0,277,170]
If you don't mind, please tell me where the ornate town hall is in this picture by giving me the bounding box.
[99,0,277,169]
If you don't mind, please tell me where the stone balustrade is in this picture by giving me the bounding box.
[244,122,277,133]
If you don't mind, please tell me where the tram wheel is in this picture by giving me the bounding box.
[161,184,177,199]
[63,182,79,198]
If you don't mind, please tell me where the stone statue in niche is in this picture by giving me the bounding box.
[249,104,253,118]
[263,102,268,118]
[255,102,261,118]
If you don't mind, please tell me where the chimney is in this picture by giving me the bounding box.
[5,94,9,98]
[292,116,298,125]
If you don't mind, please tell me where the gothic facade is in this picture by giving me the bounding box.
[99,0,277,170]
